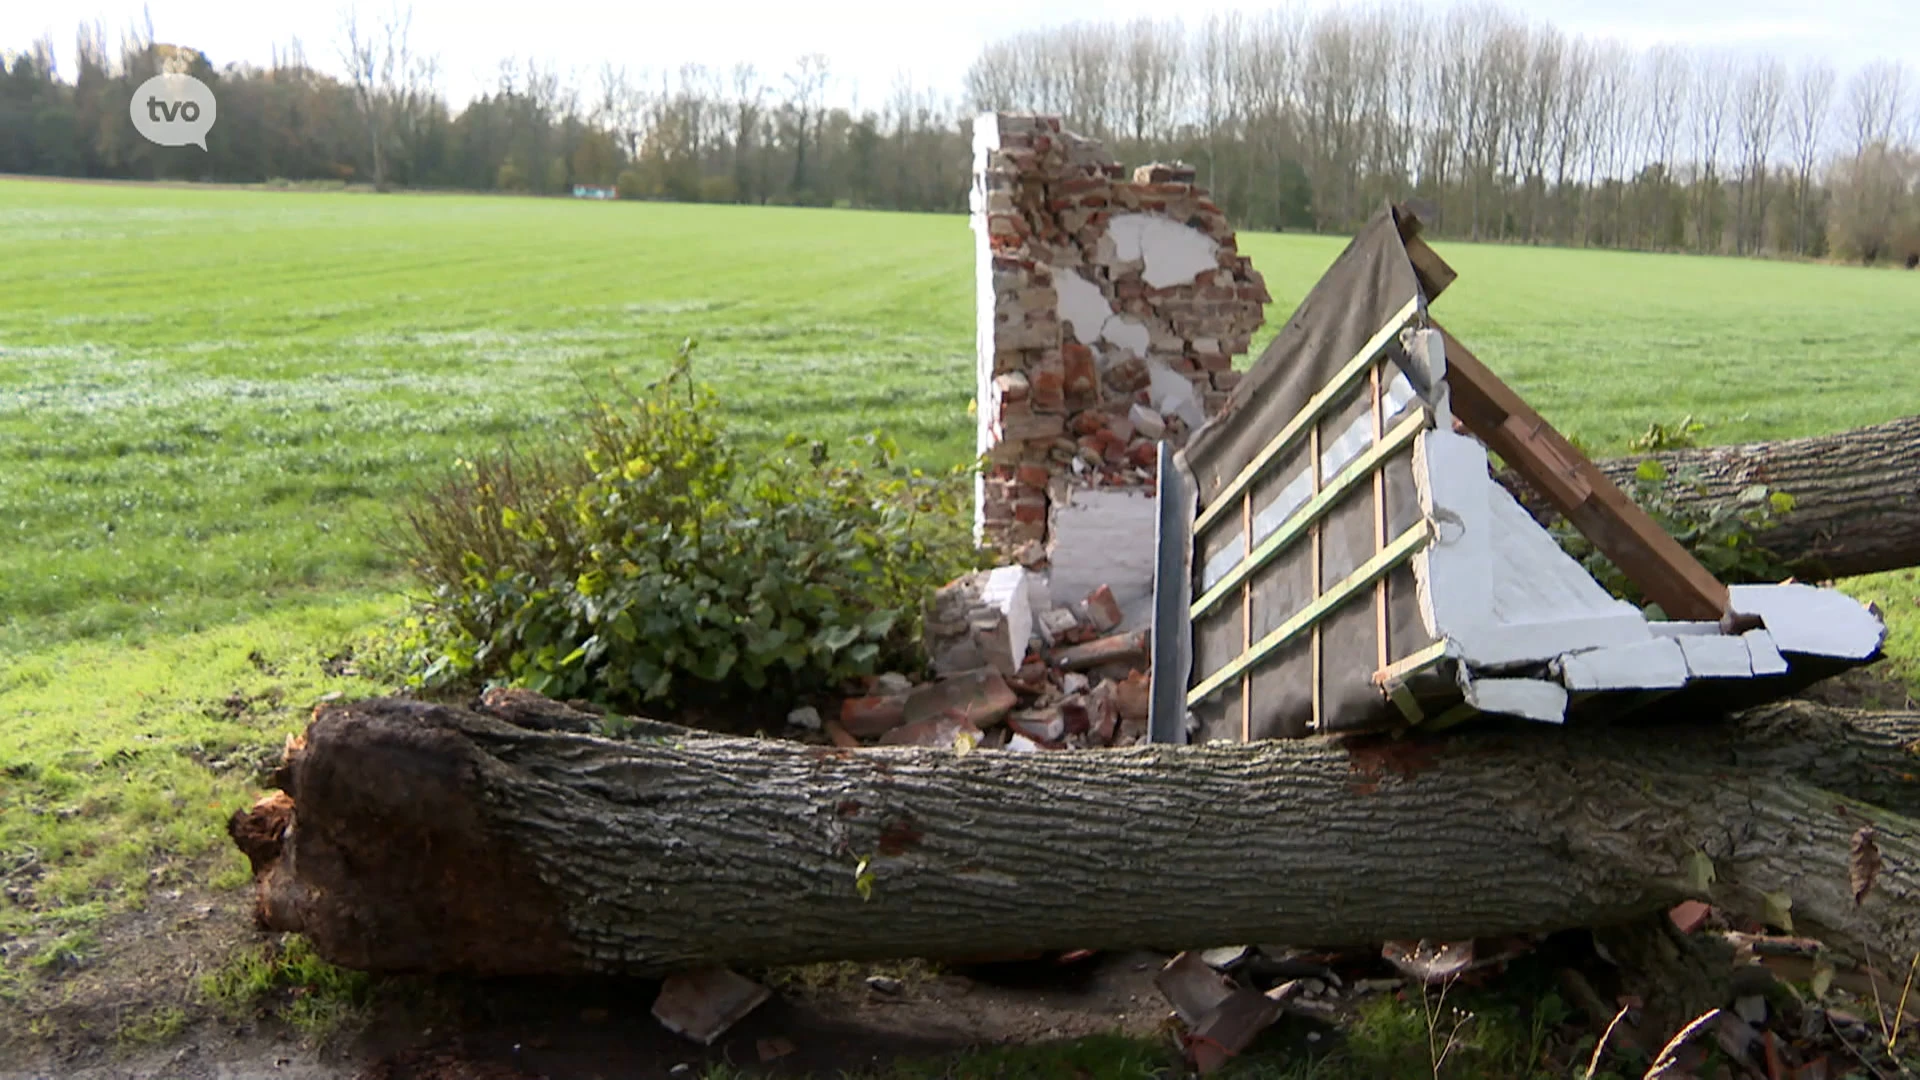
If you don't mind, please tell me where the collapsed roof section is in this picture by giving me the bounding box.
[1149,204,1887,742]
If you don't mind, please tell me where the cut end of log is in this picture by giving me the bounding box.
[241,699,583,975]
[227,791,293,876]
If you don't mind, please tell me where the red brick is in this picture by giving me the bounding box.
[840,695,908,738]
[1127,440,1158,468]
[1015,463,1050,488]
[1012,498,1047,524]
[1062,343,1098,397]
[1030,360,1065,412]
[903,669,1019,729]
[1196,352,1233,372]
[1009,708,1066,745]
[1212,371,1243,391]
[1083,585,1123,632]
[1071,411,1108,436]
[880,715,984,749]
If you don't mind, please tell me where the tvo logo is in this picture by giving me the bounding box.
[130,74,217,150]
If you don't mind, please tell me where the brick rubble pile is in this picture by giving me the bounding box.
[818,570,1152,751]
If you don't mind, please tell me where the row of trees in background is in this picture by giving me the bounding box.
[966,7,1920,262]
[0,10,970,212]
[2,4,1916,263]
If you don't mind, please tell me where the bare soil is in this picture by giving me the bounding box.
[0,877,1174,1079]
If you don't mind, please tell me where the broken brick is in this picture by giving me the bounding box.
[1009,708,1066,744]
[880,715,985,748]
[840,696,908,738]
[1114,670,1150,722]
[1083,585,1123,632]
[652,968,771,1046]
[902,669,1018,729]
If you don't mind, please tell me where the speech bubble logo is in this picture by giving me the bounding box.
[129,73,216,151]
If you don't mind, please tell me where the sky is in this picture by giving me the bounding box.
[3,0,1913,112]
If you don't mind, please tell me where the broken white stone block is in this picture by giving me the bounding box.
[1037,606,1084,644]
[1414,429,1651,668]
[1553,638,1690,692]
[1743,629,1790,676]
[1677,634,1753,679]
[1129,403,1167,440]
[978,566,1034,672]
[1727,583,1887,660]
[1649,621,1725,638]
[1459,673,1568,723]
[786,706,823,731]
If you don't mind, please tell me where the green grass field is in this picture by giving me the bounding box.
[2,177,1917,1043]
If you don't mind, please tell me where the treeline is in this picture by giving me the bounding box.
[967,7,1920,262]
[0,20,970,211]
[3,5,1917,263]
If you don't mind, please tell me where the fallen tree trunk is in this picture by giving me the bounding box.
[1503,414,1920,580]
[231,695,1920,977]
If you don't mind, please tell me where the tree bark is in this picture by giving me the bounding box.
[230,694,1920,978]
[1502,414,1920,580]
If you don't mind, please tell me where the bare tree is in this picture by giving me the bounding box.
[1782,61,1836,254]
[1732,57,1785,253]
[337,1,438,191]
[1687,49,1734,251]
[783,53,829,195]
[1845,60,1909,154]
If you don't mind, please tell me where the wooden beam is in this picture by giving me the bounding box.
[1433,324,1730,622]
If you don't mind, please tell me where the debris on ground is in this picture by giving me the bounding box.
[818,578,1152,751]
[650,967,770,1045]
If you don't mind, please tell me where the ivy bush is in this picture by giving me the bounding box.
[1551,457,1796,614]
[394,342,977,711]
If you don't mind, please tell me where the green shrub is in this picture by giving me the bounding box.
[394,341,976,713]
[1552,457,1795,614]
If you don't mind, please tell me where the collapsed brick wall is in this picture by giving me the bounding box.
[970,112,1270,560]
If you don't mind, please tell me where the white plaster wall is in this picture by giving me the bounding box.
[1054,264,1151,361]
[1046,486,1160,609]
[1107,213,1221,289]
[970,115,1001,544]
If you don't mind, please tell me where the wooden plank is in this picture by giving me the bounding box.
[1240,494,1252,742]
[1192,296,1420,535]
[1383,678,1424,724]
[1372,363,1390,675]
[1188,522,1434,707]
[1373,640,1449,686]
[1309,423,1324,733]
[1190,409,1427,619]
[1434,324,1729,622]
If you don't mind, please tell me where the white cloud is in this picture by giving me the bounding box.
[2,0,1911,113]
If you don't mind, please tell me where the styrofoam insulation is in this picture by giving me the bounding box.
[1459,672,1569,723]
[1743,628,1790,675]
[1677,634,1754,678]
[1728,582,1888,659]
[1552,638,1690,691]
[1413,428,1650,668]
[1650,621,1725,638]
